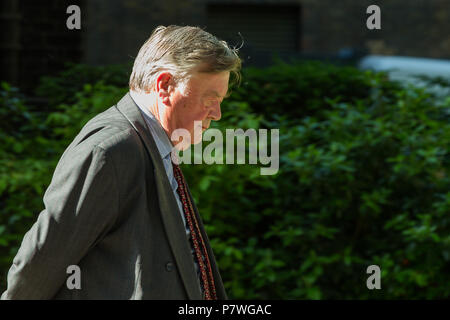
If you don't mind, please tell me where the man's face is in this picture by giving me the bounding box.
[167,71,230,149]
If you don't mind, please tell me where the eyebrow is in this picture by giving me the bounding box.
[205,90,229,99]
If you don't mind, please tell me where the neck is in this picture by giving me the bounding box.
[130,89,174,145]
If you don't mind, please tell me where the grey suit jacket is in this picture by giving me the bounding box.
[1,93,227,300]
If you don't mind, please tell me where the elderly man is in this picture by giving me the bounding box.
[1,25,241,300]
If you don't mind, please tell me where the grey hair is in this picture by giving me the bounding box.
[129,25,242,92]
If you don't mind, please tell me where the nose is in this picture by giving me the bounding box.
[210,101,222,121]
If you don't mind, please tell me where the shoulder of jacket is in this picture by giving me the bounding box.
[65,107,146,166]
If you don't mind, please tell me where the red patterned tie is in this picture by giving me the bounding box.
[172,163,217,300]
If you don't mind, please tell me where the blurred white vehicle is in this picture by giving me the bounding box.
[358,55,450,98]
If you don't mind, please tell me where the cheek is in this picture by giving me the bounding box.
[177,95,208,130]
[189,100,209,120]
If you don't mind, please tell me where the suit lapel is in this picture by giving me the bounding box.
[114,93,202,300]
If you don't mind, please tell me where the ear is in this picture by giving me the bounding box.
[155,72,173,106]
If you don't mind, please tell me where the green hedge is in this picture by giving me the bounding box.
[1,61,449,299]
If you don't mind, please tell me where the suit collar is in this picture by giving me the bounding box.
[114,93,201,299]
[113,93,226,300]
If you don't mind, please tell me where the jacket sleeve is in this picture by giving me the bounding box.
[1,144,119,299]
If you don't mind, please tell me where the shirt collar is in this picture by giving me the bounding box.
[129,90,173,160]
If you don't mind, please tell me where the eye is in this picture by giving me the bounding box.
[205,98,219,107]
